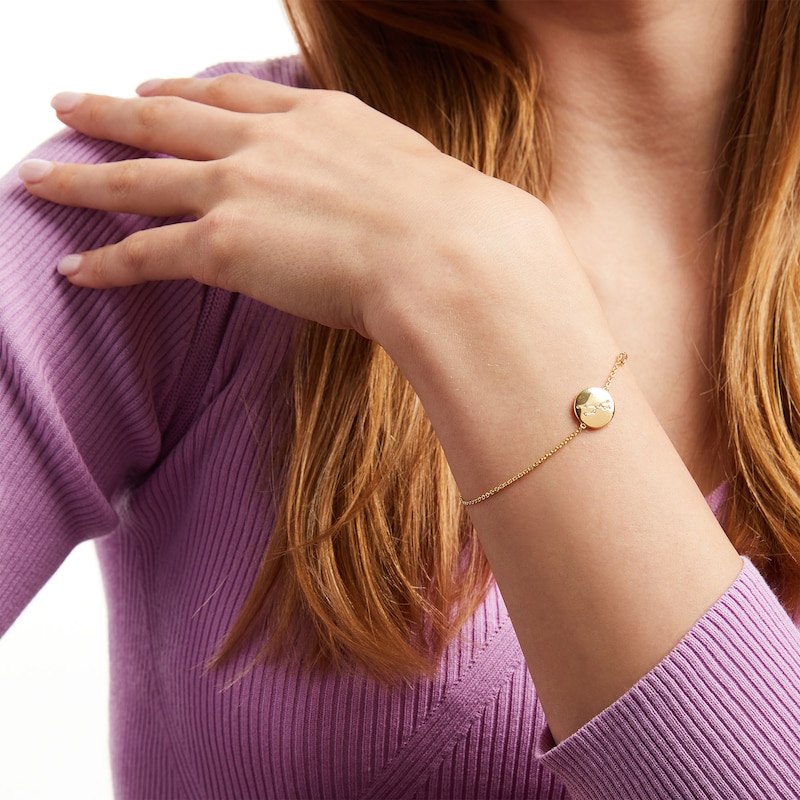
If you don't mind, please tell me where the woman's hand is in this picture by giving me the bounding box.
[20,74,536,341]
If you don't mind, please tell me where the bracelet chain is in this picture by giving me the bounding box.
[459,353,628,507]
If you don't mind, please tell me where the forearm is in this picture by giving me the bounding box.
[381,204,742,743]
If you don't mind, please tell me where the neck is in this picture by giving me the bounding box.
[499,0,746,231]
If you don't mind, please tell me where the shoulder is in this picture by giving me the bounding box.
[0,55,304,456]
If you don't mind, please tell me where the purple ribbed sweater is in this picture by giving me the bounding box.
[2,56,800,799]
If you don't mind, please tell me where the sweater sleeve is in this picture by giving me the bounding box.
[0,133,210,635]
[537,557,800,798]
[0,56,306,637]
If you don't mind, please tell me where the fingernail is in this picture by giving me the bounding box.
[57,254,83,276]
[136,78,164,96]
[18,159,54,183]
[51,92,85,113]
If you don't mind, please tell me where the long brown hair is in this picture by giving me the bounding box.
[213,0,800,680]
[716,0,800,610]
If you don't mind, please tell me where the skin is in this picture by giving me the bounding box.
[501,0,745,497]
[18,0,745,742]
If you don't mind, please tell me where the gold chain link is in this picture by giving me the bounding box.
[603,352,628,390]
[460,353,628,507]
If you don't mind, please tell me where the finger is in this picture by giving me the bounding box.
[55,220,221,289]
[136,73,306,114]
[51,91,252,160]
[19,157,210,218]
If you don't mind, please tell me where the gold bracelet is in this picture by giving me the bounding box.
[459,353,628,506]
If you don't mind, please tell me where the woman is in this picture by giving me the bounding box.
[3,0,800,797]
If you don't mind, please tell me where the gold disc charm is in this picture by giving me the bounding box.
[574,387,615,429]
[460,354,627,506]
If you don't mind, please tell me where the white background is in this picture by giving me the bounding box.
[0,3,296,797]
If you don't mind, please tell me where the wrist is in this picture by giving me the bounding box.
[369,192,619,498]
[373,179,605,360]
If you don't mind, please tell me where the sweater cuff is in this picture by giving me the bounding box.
[537,558,800,799]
